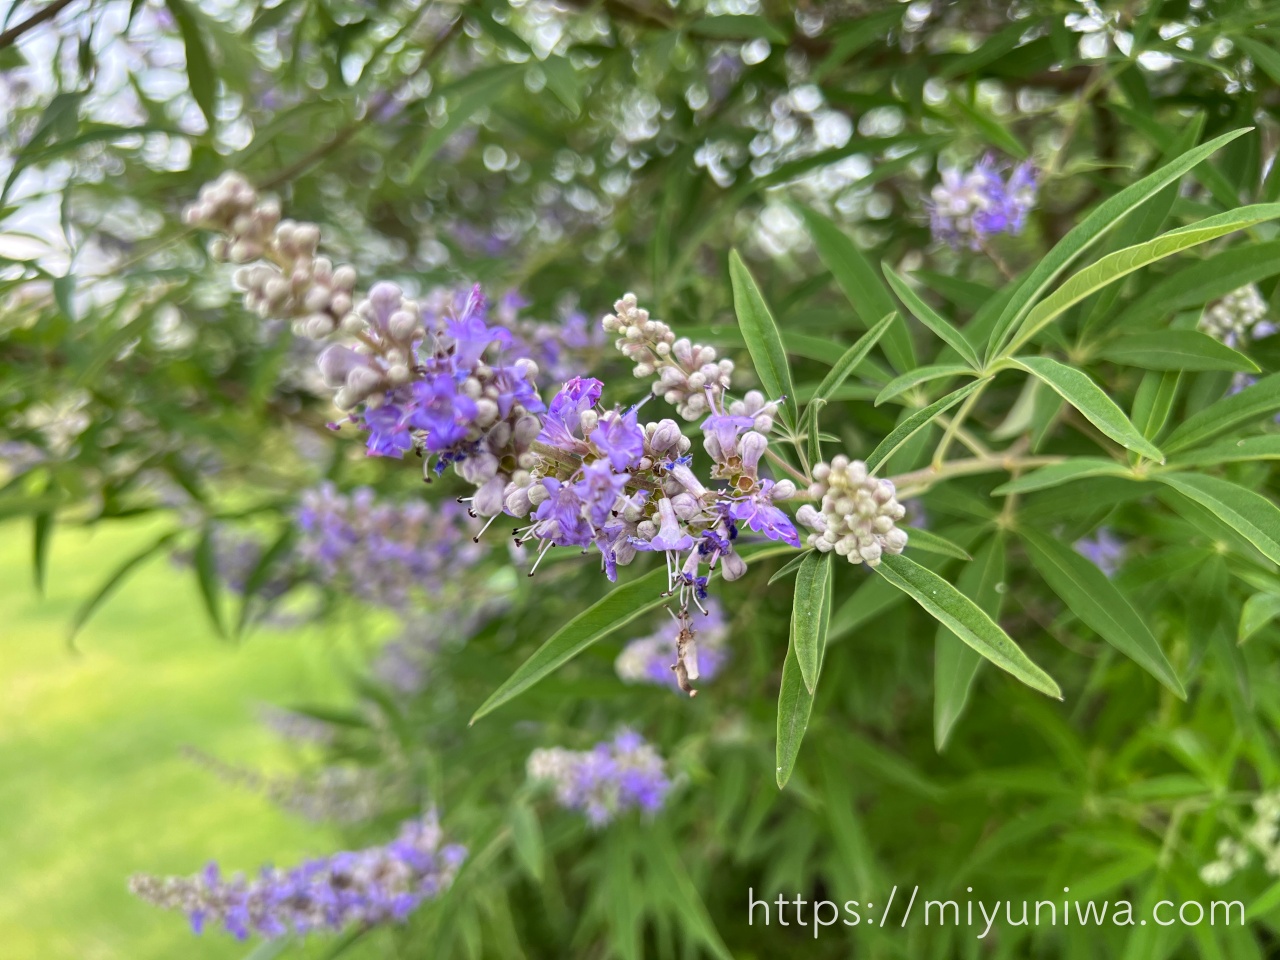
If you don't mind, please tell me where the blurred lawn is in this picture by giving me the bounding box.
[0,518,382,960]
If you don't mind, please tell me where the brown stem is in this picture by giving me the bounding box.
[0,0,77,51]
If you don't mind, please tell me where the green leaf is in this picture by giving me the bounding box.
[1167,435,1280,468]
[864,378,990,472]
[808,311,894,405]
[1012,356,1164,461]
[1020,527,1185,699]
[233,526,295,638]
[32,508,53,595]
[1106,240,1280,334]
[1155,473,1280,564]
[776,561,831,788]
[992,458,1131,495]
[689,14,788,43]
[409,65,523,181]
[540,55,581,117]
[902,527,972,561]
[767,549,812,585]
[1130,370,1181,441]
[882,265,980,367]
[728,250,798,429]
[70,530,180,641]
[793,204,915,371]
[791,551,833,694]
[649,838,734,960]
[876,553,1061,699]
[985,127,1251,357]
[472,544,794,722]
[1161,372,1280,453]
[1237,36,1280,85]
[165,0,218,130]
[875,364,972,406]
[507,801,544,882]
[1007,204,1280,353]
[1096,330,1259,373]
[193,526,227,639]
[935,536,1004,750]
[949,95,1027,159]
[1240,592,1280,644]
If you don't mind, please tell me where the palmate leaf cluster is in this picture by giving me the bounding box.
[7,0,1280,956]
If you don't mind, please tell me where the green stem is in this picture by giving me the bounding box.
[890,453,1065,498]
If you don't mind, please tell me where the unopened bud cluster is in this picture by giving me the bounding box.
[603,293,733,420]
[184,172,356,338]
[796,456,908,566]
[1200,284,1277,347]
[1201,791,1280,885]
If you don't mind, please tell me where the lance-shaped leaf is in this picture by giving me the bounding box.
[792,551,833,693]
[729,250,798,429]
[792,204,915,371]
[1131,370,1182,440]
[809,312,895,406]
[1241,593,1280,644]
[935,536,1004,750]
[876,364,973,406]
[166,0,218,130]
[70,530,181,642]
[409,65,524,181]
[777,557,832,787]
[1107,240,1280,334]
[903,528,972,561]
[1161,372,1280,453]
[883,264,980,368]
[1020,527,1185,698]
[1006,204,1280,353]
[1096,330,1259,373]
[865,378,990,471]
[1013,357,1164,461]
[993,458,1132,495]
[1156,473,1280,565]
[472,544,795,722]
[876,553,1061,699]
[986,127,1251,357]
[1168,435,1280,469]
[194,526,227,639]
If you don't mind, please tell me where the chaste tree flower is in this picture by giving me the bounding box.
[129,811,466,939]
[928,155,1037,249]
[526,731,671,826]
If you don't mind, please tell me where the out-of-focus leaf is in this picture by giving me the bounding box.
[540,56,581,117]
[688,14,787,43]
[409,64,523,181]
[70,530,180,641]
[165,0,218,130]
[32,504,53,596]
[729,250,798,429]
[949,94,1027,159]
[1020,527,1185,698]
[1240,593,1280,644]
[865,378,990,471]
[194,526,227,638]
[1096,330,1259,372]
[986,127,1250,356]
[649,836,734,960]
[883,264,980,367]
[1237,36,1280,85]
[233,526,295,638]
[1161,372,1280,453]
[876,553,1061,699]
[793,203,915,371]
[508,801,544,882]
[1013,357,1164,461]
[935,535,1004,750]
[791,550,832,694]
[1156,473,1280,564]
[993,458,1130,495]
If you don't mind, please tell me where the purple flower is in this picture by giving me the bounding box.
[929,156,1038,249]
[129,812,466,939]
[538,377,602,450]
[1075,528,1125,577]
[444,285,511,369]
[408,375,479,451]
[532,478,594,547]
[591,406,645,471]
[362,403,414,458]
[725,480,800,547]
[575,460,629,527]
[526,731,671,825]
[633,497,695,553]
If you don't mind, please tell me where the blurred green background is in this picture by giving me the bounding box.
[0,519,372,960]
